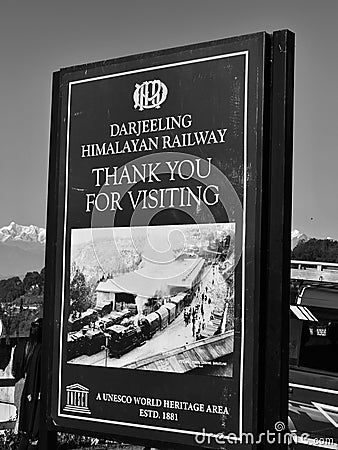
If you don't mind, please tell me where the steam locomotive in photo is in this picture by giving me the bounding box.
[67,292,189,361]
[106,292,189,357]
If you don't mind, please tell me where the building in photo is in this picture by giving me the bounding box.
[95,240,205,319]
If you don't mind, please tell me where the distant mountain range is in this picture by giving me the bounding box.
[0,221,317,280]
[0,222,45,279]
[0,222,45,244]
[291,229,308,250]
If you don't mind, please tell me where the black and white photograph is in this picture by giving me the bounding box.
[0,1,338,449]
[67,223,235,375]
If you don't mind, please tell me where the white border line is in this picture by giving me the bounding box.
[69,51,248,85]
[239,50,248,437]
[58,50,249,438]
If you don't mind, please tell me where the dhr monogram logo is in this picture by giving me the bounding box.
[133,79,168,111]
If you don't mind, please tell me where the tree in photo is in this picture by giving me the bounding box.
[69,266,93,315]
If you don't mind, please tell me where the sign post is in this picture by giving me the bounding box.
[42,30,294,448]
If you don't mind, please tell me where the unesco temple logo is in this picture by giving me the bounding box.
[63,383,91,415]
[133,79,168,111]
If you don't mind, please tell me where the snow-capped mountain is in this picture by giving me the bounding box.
[291,229,308,249]
[0,222,45,278]
[0,222,312,279]
[0,222,45,244]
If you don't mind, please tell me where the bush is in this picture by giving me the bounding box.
[0,431,119,449]
[0,430,23,449]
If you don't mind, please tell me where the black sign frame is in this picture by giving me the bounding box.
[41,30,294,449]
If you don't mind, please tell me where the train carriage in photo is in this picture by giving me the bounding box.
[84,329,105,356]
[94,303,112,318]
[67,332,87,361]
[140,312,160,339]
[169,292,187,314]
[68,308,98,332]
[109,309,132,324]
[163,302,176,324]
[155,305,169,330]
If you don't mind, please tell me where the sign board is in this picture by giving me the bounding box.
[43,31,294,448]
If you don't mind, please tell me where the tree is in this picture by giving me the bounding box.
[23,271,43,295]
[69,267,93,314]
[292,238,338,262]
[0,306,17,343]
[40,267,45,294]
[0,277,24,302]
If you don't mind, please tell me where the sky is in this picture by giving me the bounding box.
[0,0,337,239]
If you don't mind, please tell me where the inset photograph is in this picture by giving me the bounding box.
[67,223,235,376]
